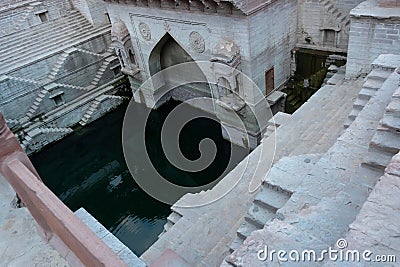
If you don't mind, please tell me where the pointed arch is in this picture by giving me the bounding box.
[148,33,211,98]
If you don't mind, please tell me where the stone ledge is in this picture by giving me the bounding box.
[75,208,146,267]
[350,1,400,19]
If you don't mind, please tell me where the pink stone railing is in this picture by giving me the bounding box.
[0,113,127,267]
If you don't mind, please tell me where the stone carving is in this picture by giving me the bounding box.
[138,22,151,41]
[189,31,205,53]
[163,21,171,32]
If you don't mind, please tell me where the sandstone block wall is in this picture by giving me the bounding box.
[248,0,297,94]
[0,33,119,122]
[71,0,109,26]
[0,0,73,37]
[106,0,296,99]
[346,6,400,77]
[297,0,364,51]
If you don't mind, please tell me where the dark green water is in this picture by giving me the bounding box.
[30,100,247,255]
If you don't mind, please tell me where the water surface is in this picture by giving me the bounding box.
[30,100,247,255]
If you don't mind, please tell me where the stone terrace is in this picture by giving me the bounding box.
[0,9,110,75]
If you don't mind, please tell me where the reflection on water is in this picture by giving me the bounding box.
[30,100,247,255]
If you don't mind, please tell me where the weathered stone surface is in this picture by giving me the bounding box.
[0,173,69,266]
[222,64,399,266]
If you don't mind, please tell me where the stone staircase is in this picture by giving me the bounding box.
[74,47,103,57]
[320,0,350,30]
[273,76,364,160]
[26,83,56,119]
[46,49,75,81]
[90,56,118,86]
[141,71,363,266]
[228,181,293,252]
[224,61,400,266]
[344,67,392,129]
[158,211,183,238]
[0,9,110,75]
[363,75,400,171]
[227,153,324,253]
[25,81,90,119]
[79,95,127,126]
[54,82,91,91]
[79,98,102,126]
[21,126,73,153]
[4,74,43,85]
[262,112,291,139]
[103,46,116,57]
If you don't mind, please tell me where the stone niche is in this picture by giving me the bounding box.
[111,19,140,77]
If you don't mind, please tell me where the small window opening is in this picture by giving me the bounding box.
[53,94,64,106]
[38,12,48,22]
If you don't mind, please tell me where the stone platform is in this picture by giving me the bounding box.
[0,173,68,266]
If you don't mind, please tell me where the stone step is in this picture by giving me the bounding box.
[370,130,400,154]
[0,24,94,65]
[245,202,276,229]
[1,25,108,73]
[285,197,359,246]
[253,185,290,210]
[0,15,90,55]
[358,88,376,100]
[163,221,173,232]
[167,212,182,225]
[348,109,359,121]
[380,114,400,131]
[392,87,400,99]
[86,85,96,90]
[225,220,328,266]
[228,236,243,254]
[294,101,345,152]
[353,97,368,111]
[236,220,259,240]
[385,99,400,116]
[74,47,102,57]
[0,10,82,44]
[363,78,384,90]
[343,117,353,129]
[366,68,391,82]
[56,83,87,90]
[363,148,394,171]
[307,98,351,153]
